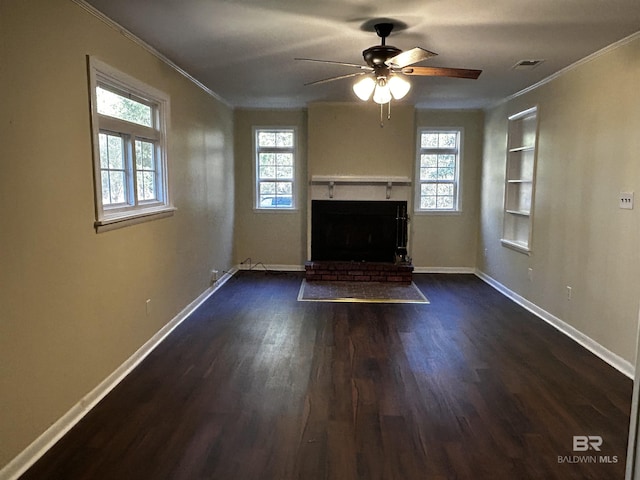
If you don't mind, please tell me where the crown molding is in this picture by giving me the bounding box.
[70,0,233,108]
[490,30,640,109]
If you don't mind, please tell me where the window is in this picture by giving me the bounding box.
[416,129,461,212]
[254,128,296,209]
[89,58,173,230]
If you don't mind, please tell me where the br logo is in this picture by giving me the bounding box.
[573,435,603,452]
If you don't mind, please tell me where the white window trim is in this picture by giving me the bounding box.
[88,57,175,232]
[252,126,298,212]
[414,127,464,215]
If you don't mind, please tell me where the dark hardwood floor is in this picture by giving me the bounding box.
[21,273,632,479]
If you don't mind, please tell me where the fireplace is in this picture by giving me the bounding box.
[311,200,408,263]
[306,177,413,283]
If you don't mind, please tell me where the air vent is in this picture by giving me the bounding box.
[512,59,545,70]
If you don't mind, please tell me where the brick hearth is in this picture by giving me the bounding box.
[305,261,413,284]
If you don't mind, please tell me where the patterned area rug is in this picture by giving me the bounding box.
[297,280,429,304]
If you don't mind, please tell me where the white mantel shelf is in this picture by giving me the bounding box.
[310,175,412,185]
[310,176,412,200]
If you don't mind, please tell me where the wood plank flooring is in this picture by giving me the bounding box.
[20,273,632,479]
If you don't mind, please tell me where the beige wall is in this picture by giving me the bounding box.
[306,103,415,261]
[478,36,640,363]
[233,109,307,267]
[0,0,234,467]
[308,102,415,178]
[234,104,483,269]
[307,103,483,268]
[4,0,637,472]
[412,110,484,268]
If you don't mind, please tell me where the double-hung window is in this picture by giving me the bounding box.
[89,58,172,230]
[254,128,296,210]
[416,129,462,212]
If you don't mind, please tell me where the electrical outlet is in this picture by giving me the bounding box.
[528,268,533,282]
[146,299,151,316]
[566,286,572,300]
[211,269,219,283]
[619,192,634,209]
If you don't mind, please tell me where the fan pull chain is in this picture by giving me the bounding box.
[379,102,394,127]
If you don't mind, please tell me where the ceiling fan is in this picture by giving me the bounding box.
[295,22,482,107]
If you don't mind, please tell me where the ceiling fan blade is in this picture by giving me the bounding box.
[295,58,372,70]
[401,66,482,79]
[386,47,437,68]
[304,72,367,86]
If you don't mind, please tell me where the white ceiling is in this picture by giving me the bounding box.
[82,0,640,109]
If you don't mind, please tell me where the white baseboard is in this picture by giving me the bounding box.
[475,269,634,379]
[0,268,238,480]
[413,266,476,274]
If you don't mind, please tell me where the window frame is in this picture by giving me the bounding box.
[414,127,463,214]
[88,57,174,231]
[253,126,297,211]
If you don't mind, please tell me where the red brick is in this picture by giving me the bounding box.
[305,260,413,283]
[353,275,370,281]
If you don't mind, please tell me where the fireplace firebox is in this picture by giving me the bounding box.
[311,200,408,263]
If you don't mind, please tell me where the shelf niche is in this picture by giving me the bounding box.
[501,107,538,254]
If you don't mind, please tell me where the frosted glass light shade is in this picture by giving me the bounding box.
[373,83,392,104]
[352,76,376,101]
[388,75,411,100]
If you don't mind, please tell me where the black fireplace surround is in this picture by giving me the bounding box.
[311,200,408,263]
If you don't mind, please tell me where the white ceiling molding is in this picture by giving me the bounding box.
[71,0,232,108]
[493,30,640,109]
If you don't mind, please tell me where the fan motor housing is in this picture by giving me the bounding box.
[362,45,402,67]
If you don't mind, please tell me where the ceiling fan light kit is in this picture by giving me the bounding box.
[297,21,481,125]
[387,75,411,100]
[353,75,410,104]
[372,78,392,105]
[352,76,376,101]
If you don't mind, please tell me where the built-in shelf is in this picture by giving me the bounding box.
[500,238,531,255]
[502,106,538,253]
[508,146,535,153]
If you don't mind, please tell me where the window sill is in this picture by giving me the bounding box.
[413,209,462,216]
[95,206,176,233]
[252,207,300,214]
